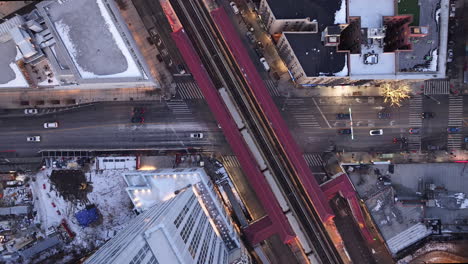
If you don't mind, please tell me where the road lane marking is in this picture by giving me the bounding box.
[312,98,331,128]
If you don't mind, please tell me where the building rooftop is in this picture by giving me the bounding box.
[266,0,344,22]
[284,32,347,77]
[38,0,143,79]
[347,163,468,255]
[349,0,394,28]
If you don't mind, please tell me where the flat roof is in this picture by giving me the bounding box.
[266,0,344,22]
[349,0,394,28]
[0,40,28,88]
[39,0,143,79]
[284,32,346,77]
[349,52,396,75]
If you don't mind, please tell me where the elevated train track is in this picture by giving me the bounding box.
[168,0,343,263]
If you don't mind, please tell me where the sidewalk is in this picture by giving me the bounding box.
[117,0,174,96]
[275,74,425,98]
[0,87,162,109]
[336,149,468,165]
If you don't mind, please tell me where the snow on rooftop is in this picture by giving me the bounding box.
[333,55,348,76]
[52,0,142,79]
[0,62,28,88]
[422,48,438,72]
[126,171,204,211]
[334,0,347,24]
[349,0,394,28]
[350,52,396,76]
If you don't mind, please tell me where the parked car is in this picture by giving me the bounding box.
[378,112,391,119]
[27,136,41,142]
[409,128,420,134]
[229,2,239,14]
[450,3,456,17]
[24,109,38,114]
[447,127,460,133]
[253,48,263,58]
[447,49,453,62]
[245,31,255,43]
[43,122,58,128]
[190,133,204,139]
[259,57,270,72]
[338,129,351,135]
[336,113,350,119]
[421,112,434,119]
[370,129,383,136]
[256,41,264,49]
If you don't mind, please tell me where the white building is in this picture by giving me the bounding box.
[85,168,251,264]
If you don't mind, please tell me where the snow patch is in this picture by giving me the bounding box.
[32,169,134,250]
[334,55,348,76]
[95,0,141,78]
[0,45,29,88]
[373,199,383,212]
[334,0,347,24]
[54,0,142,79]
[422,49,438,72]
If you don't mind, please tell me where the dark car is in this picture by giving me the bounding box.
[378,112,391,119]
[447,127,461,133]
[393,137,407,144]
[131,116,144,123]
[421,112,434,119]
[253,48,263,58]
[338,129,351,135]
[133,107,146,115]
[409,128,420,134]
[336,113,350,119]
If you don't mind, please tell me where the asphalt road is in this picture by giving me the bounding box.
[0,101,225,157]
[277,94,463,153]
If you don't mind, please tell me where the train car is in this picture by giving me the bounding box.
[285,211,313,254]
[307,253,321,264]
[263,170,290,212]
[240,129,268,171]
[219,87,245,130]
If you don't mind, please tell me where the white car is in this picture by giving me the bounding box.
[259,57,270,72]
[229,2,239,15]
[369,129,383,136]
[27,136,41,142]
[43,122,58,128]
[190,133,204,139]
[24,109,38,114]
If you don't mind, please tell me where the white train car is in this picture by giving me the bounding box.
[262,170,289,212]
[285,211,313,254]
[219,87,245,130]
[240,129,267,171]
[307,253,321,264]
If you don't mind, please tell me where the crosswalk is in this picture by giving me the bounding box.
[447,95,463,150]
[303,153,324,167]
[176,81,205,99]
[407,134,422,151]
[264,79,281,97]
[221,155,241,168]
[408,95,423,127]
[424,80,450,95]
[448,95,463,127]
[284,98,320,128]
[166,100,194,122]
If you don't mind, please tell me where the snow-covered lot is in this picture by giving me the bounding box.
[31,168,135,252]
